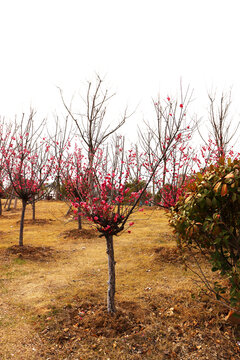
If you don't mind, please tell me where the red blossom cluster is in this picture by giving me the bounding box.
[64,148,146,236]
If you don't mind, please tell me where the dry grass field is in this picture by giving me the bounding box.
[0,200,240,359]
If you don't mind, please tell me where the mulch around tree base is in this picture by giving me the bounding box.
[35,297,240,360]
[60,228,97,240]
[4,245,56,261]
[42,301,147,339]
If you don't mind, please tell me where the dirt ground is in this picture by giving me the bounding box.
[0,201,240,359]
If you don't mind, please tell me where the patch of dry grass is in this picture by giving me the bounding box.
[0,201,240,359]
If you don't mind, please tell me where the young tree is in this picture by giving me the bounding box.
[199,90,239,160]
[0,119,13,215]
[47,114,73,200]
[139,85,196,208]
[0,174,4,215]
[2,111,53,246]
[70,96,192,313]
[70,140,142,313]
[62,146,86,230]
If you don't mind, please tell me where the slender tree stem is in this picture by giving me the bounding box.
[105,234,116,313]
[32,199,36,221]
[77,213,82,230]
[19,200,27,246]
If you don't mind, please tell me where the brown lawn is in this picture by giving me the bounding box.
[0,200,240,359]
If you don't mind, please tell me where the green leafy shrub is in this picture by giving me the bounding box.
[170,158,240,307]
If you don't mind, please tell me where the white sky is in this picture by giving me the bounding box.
[0,0,240,140]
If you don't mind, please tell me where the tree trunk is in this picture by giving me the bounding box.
[152,176,155,206]
[0,198,2,216]
[162,157,167,187]
[77,213,82,230]
[19,200,27,246]
[4,192,10,208]
[65,204,72,216]
[7,196,12,211]
[14,197,18,209]
[32,199,36,221]
[6,191,14,211]
[105,234,116,313]
[55,175,61,200]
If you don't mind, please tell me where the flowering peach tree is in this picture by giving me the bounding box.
[140,88,196,209]
[67,127,189,313]
[1,113,54,245]
[68,144,148,312]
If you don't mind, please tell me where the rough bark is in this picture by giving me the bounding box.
[0,198,2,215]
[55,175,61,200]
[32,200,36,221]
[105,234,116,313]
[7,196,12,211]
[77,213,82,230]
[14,197,17,210]
[6,191,14,211]
[19,200,27,246]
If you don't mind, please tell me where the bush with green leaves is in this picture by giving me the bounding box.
[170,158,240,307]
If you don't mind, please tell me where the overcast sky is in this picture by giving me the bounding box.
[0,0,240,139]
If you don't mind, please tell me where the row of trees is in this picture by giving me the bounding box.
[0,76,239,313]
